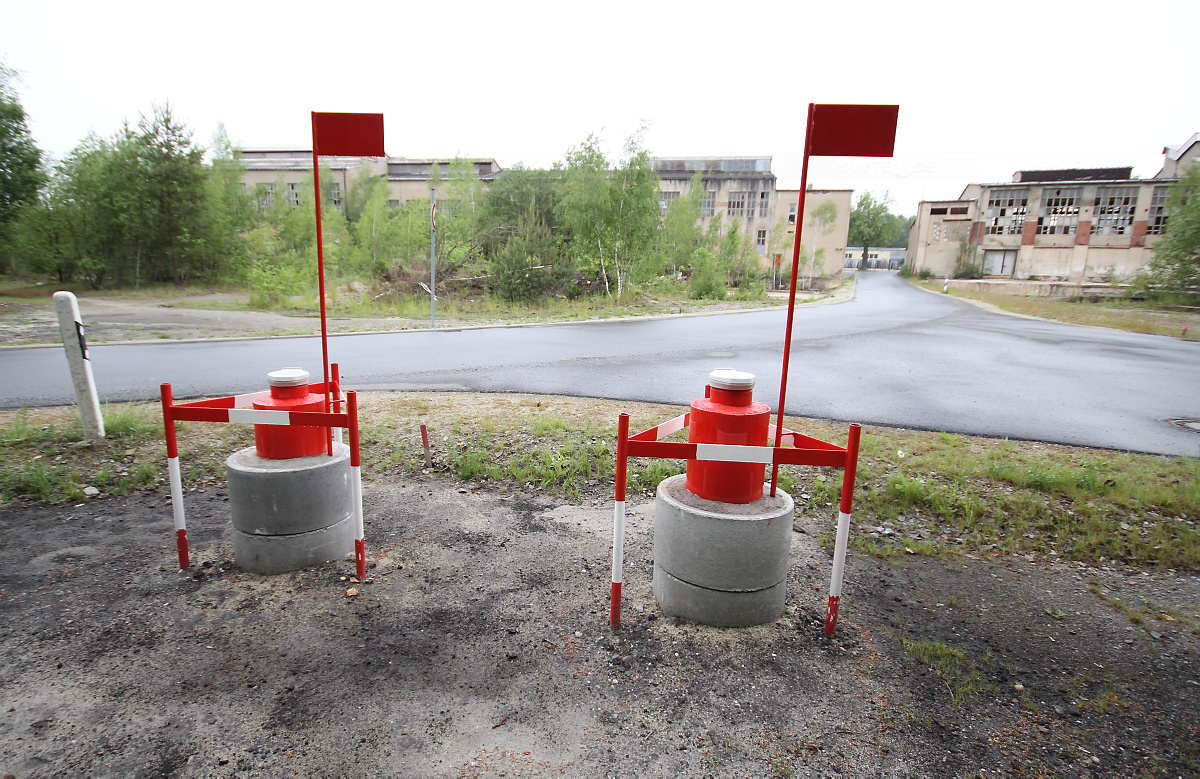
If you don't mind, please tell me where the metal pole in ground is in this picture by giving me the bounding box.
[610,413,630,630]
[53,291,104,441]
[159,383,189,570]
[349,391,366,581]
[825,423,862,635]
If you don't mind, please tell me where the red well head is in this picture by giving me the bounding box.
[686,370,771,504]
[253,367,327,459]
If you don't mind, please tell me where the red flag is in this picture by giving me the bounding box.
[311,112,385,157]
[808,104,898,158]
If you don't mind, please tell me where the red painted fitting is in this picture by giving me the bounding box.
[686,370,770,504]
[253,368,326,459]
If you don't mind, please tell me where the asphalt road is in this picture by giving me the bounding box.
[4,272,1198,455]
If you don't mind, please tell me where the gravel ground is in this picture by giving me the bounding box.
[1,471,1197,777]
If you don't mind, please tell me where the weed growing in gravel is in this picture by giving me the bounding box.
[898,635,997,705]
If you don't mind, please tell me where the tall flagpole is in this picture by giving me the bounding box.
[311,113,332,432]
[771,102,817,497]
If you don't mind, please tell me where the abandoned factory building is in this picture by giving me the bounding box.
[236,151,854,287]
[905,134,1199,282]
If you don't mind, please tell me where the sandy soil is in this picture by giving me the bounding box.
[1,470,1197,777]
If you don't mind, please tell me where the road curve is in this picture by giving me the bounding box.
[3,272,1198,456]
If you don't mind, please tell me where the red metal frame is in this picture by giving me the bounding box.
[159,364,367,579]
[609,410,862,633]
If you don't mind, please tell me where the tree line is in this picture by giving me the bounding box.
[2,94,791,304]
[3,63,931,304]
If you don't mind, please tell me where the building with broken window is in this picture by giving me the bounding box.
[653,158,852,287]
[236,149,502,211]
[905,136,1198,282]
[235,150,853,287]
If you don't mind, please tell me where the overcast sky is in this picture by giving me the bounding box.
[5,0,1198,216]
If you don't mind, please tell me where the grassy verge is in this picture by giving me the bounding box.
[0,404,170,503]
[913,280,1197,339]
[178,285,787,327]
[2,393,1197,572]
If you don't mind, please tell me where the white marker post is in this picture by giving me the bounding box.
[53,291,104,441]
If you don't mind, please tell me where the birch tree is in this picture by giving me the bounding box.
[559,131,659,298]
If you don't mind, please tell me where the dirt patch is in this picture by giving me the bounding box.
[1,468,1197,776]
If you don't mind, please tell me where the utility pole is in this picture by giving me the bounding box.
[430,188,437,328]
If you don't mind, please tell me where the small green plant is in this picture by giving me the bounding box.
[952,237,983,279]
[917,267,935,281]
[900,636,996,704]
[0,409,81,446]
[102,402,163,439]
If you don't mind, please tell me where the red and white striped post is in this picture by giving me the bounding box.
[610,413,630,629]
[160,383,189,570]
[824,423,862,635]
[330,363,343,446]
[347,391,366,581]
[158,377,365,576]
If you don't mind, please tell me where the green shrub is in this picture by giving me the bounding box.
[688,248,725,300]
[953,259,983,279]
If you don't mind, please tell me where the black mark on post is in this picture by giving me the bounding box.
[75,320,88,361]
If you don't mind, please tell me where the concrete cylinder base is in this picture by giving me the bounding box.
[226,443,353,574]
[653,473,794,627]
[231,516,355,576]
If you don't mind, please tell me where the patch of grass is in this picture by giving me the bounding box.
[850,536,900,558]
[829,425,1200,570]
[103,402,163,439]
[6,394,1200,578]
[1087,578,1152,626]
[0,403,170,504]
[899,635,997,705]
[0,459,85,504]
[913,280,1197,339]
[175,279,785,328]
[0,408,83,447]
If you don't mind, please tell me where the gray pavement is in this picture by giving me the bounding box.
[3,272,1198,455]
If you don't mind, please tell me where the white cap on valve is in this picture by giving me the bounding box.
[708,369,756,390]
[267,367,310,387]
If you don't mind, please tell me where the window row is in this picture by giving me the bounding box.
[983,185,1171,236]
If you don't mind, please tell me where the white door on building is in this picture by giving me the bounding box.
[983,249,1017,276]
